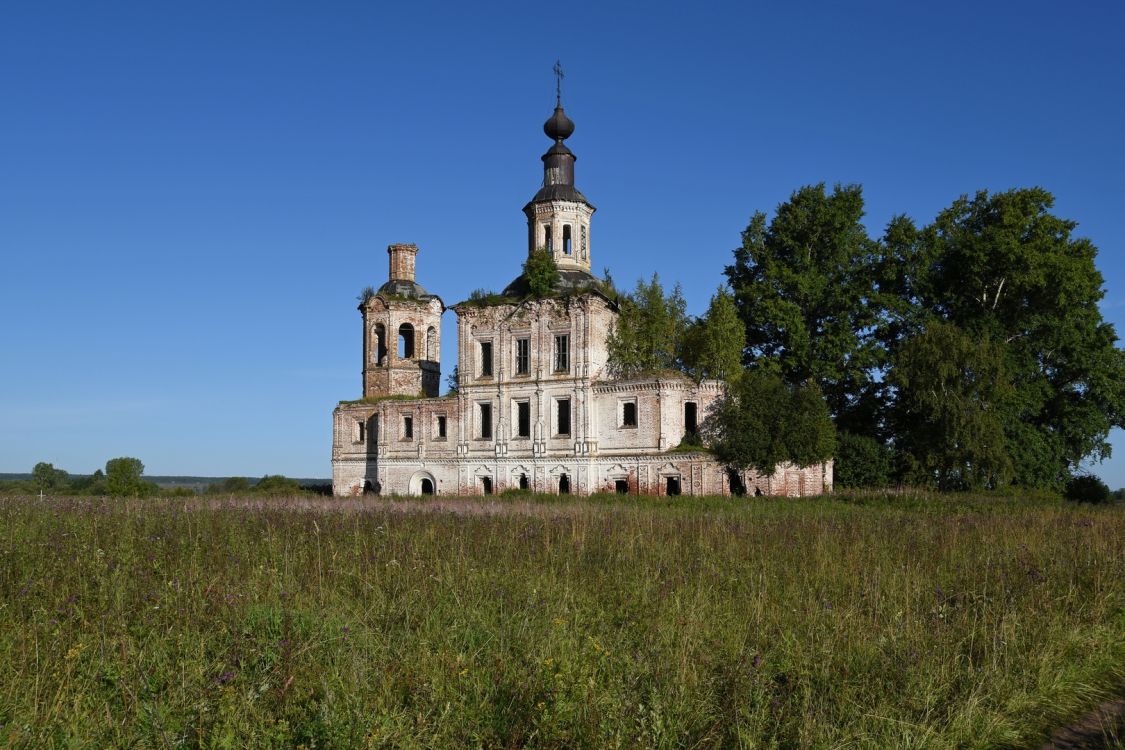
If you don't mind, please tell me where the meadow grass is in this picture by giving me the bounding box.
[0,492,1122,748]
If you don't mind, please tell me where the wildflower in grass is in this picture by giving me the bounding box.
[215,670,235,685]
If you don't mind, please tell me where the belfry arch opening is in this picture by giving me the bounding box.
[563,225,572,255]
[426,326,437,360]
[374,324,387,366]
[398,323,414,359]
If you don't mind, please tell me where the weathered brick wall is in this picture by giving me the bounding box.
[524,200,595,272]
[361,295,443,398]
[334,290,833,498]
[387,243,417,281]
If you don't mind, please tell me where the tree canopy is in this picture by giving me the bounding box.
[721,183,1123,491]
[725,183,881,420]
[606,273,689,378]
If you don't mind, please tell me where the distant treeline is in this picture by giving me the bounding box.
[0,460,331,497]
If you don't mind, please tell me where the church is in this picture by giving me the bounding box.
[331,95,832,497]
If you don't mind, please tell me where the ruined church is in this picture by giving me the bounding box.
[331,97,832,497]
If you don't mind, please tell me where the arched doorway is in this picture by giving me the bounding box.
[408,470,437,496]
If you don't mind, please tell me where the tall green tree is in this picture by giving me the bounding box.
[910,188,1125,486]
[31,462,69,493]
[889,322,1013,490]
[606,273,689,378]
[705,371,835,476]
[105,457,154,498]
[725,183,881,420]
[682,287,745,383]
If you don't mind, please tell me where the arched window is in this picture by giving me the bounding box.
[544,224,552,252]
[563,225,572,255]
[398,323,414,359]
[426,326,437,360]
[373,324,387,366]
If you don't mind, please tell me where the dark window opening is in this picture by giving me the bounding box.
[420,478,434,495]
[614,479,629,495]
[480,341,493,377]
[622,401,637,428]
[374,324,387,366]
[515,338,530,375]
[517,401,530,438]
[398,323,414,359]
[563,224,572,255]
[403,416,413,440]
[544,224,552,252]
[685,402,698,436]
[554,335,569,372]
[363,480,379,495]
[666,476,681,496]
[437,415,447,438]
[480,403,492,439]
[559,474,570,494]
[519,473,529,490]
[357,420,366,443]
[728,469,747,497]
[557,398,571,436]
[481,476,493,495]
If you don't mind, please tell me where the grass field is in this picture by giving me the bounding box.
[0,492,1122,748]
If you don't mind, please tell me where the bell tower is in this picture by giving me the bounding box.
[360,243,444,399]
[522,65,595,272]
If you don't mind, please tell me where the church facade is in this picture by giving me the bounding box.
[331,100,832,497]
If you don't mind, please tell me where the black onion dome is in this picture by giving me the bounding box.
[543,105,575,141]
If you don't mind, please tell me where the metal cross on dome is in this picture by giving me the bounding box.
[554,60,564,105]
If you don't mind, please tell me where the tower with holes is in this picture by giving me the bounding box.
[360,243,444,399]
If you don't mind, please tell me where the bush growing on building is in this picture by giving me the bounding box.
[523,248,559,298]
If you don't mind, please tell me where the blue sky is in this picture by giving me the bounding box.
[2,1,1123,486]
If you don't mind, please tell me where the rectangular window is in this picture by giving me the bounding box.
[685,402,698,435]
[437,415,447,439]
[403,415,413,440]
[544,224,552,251]
[516,401,530,438]
[622,401,637,428]
[553,334,569,372]
[480,341,493,377]
[556,398,571,436]
[563,224,572,255]
[479,403,492,439]
[515,338,530,375]
[357,420,366,443]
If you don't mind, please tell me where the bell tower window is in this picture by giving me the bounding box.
[398,323,414,359]
[373,324,387,366]
[563,225,572,255]
[543,224,552,252]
